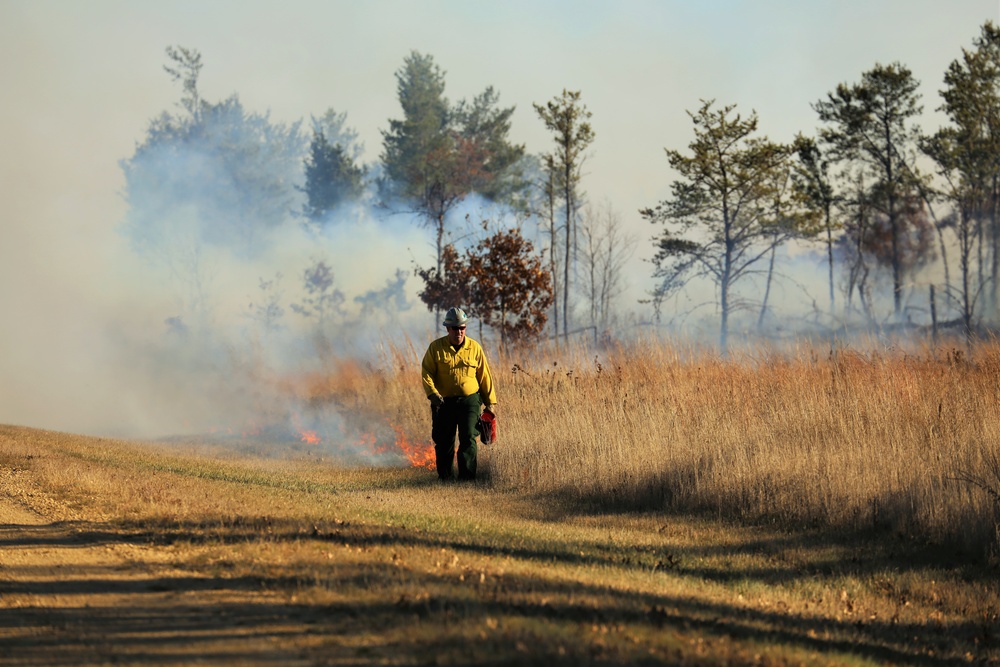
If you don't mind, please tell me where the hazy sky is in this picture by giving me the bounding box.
[1,0,998,434]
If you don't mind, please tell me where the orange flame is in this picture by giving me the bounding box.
[293,415,435,470]
[390,424,436,470]
[355,431,376,451]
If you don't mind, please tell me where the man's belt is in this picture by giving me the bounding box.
[443,393,477,401]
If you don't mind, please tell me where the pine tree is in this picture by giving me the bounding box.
[641,101,805,352]
[381,51,526,279]
[814,63,926,318]
[302,130,364,221]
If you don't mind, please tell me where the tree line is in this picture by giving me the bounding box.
[121,47,628,348]
[121,24,1000,351]
[645,22,1000,351]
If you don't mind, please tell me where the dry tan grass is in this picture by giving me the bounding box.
[2,421,999,664]
[346,336,1000,559]
[14,335,1000,551]
[3,337,999,664]
[476,336,1000,554]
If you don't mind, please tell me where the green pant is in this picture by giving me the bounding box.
[432,395,481,480]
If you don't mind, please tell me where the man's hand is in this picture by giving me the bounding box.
[429,393,444,409]
[484,404,496,415]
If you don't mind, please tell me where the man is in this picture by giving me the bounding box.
[421,306,497,481]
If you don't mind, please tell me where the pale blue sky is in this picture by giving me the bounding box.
[0,0,997,433]
[3,1,995,230]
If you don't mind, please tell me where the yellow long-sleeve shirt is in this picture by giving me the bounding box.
[421,336,497,405]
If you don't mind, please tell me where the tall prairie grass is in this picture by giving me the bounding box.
[340,336,1000,558]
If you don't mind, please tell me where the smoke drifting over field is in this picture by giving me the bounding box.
[0,104,957,445]
[0,118,446,441]
[106,210,434,440]
[3,203,437,440]
[0,161,943,443]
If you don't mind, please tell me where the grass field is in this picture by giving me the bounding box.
[1,338,999,665]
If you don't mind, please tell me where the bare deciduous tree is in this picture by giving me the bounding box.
[578,200,636,332]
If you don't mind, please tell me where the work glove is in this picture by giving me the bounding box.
[484,404,496,416]
[429,393,444,409]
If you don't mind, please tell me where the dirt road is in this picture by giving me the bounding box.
[2,424,998,666]
[0,470,322,665]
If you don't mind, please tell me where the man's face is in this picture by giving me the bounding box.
[447,325,466,346]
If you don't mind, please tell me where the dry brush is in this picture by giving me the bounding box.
[361,338,1000,559]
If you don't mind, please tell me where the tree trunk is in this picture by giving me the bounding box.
[826,206,835,315]
[435,211,445,323]
[977,207,985,306]
[720,235,733,355]
[960,207,974,345]
[758,242,777,331]
[887,142,902,318]
[930,284,937,346]
[563,163,572,342]
[991,176,999,318]
[548,168,559,339]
